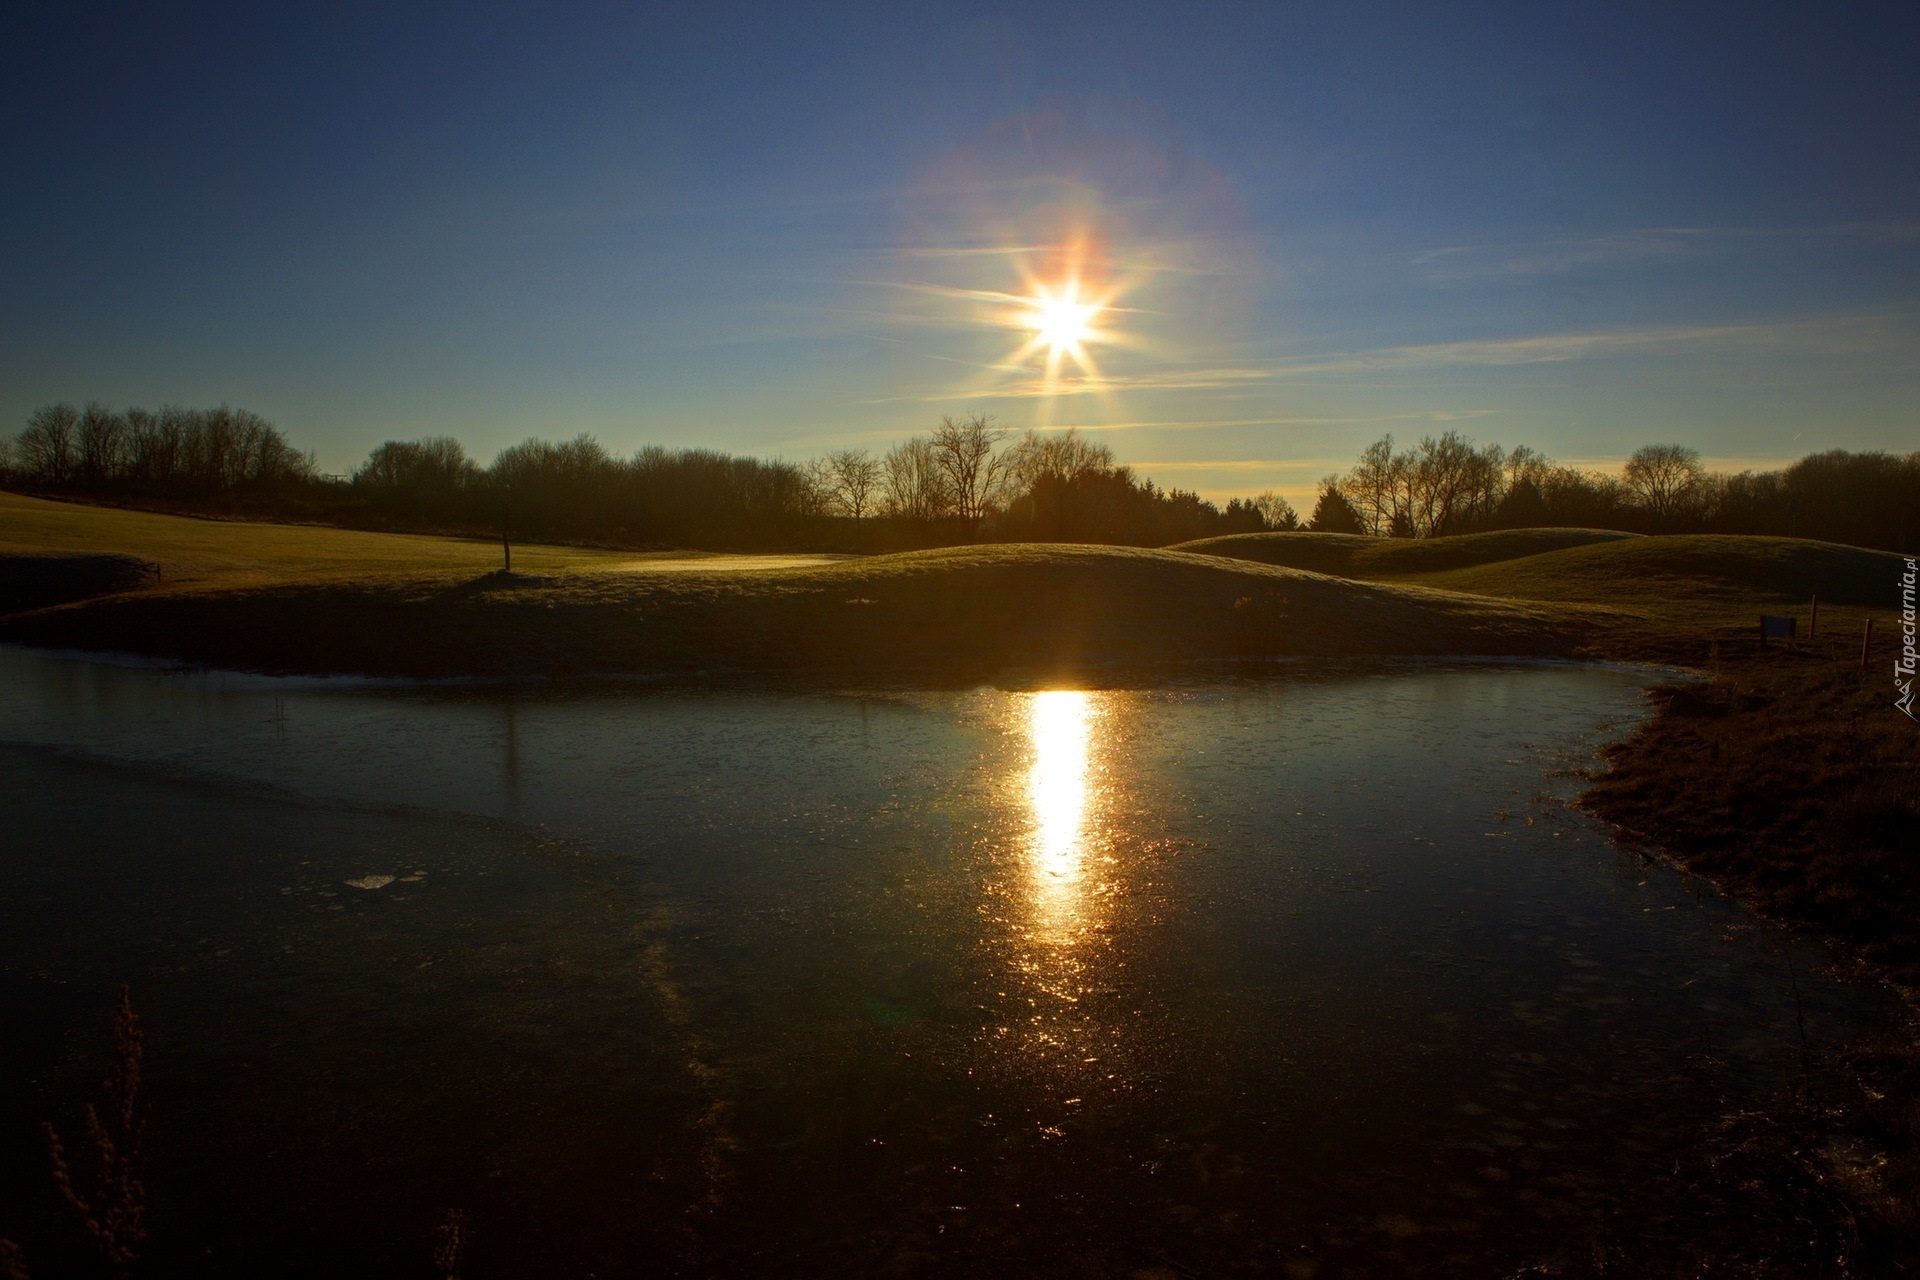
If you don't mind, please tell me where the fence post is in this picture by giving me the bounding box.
[1862,617,1873,670]
[1810,594,1819,640]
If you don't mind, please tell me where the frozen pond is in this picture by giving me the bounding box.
[0,648,1897,1276]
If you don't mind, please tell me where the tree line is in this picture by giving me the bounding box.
[4,401,1914,553]
[7,402,316,495]
[0,405,1290,550]
[353,414,1293,548]
[1305,431,1918,552]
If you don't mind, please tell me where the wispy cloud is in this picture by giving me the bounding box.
[1413,221,1920,284]
[1412,229,1710,282]
[1269,313,1909,375]
[1013,411,1501,432]
[880,367,1276,402]
[866,278,1158,315]
[1126,457,1344,472]
[895,245,1057,259]
[887,313,1907,403]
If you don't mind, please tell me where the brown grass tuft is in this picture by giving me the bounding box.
[44,986,147,1275]
[435,1208,468,1280]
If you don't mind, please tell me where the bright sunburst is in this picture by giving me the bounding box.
[1025,283,1100,358]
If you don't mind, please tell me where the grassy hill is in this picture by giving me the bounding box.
[0,490,843,592]
[0,537,1588,679]
[6,494,1907,677]
[1174,527,1639,576]
[1182,526,1907,652]
[1416,534,1900,612]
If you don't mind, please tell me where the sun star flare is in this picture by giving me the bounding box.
[1025,283,1101,358]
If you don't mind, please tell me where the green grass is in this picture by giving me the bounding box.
[1412,534,1900,614]
[0,491,839,589]
[7,495,1907,677]
[0,504,1594,676]
[1173,527,1638,576]
[1183,526,1908,655]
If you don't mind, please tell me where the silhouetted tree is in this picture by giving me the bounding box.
[825,448,881,519]
[1342,436,1403,536]
[882,437,952,521]
[1623,443,1708,528]
[1254,491,1299,531]
[1308,482,1366,533]
[929,413,1009,530]
[16,403,78,484]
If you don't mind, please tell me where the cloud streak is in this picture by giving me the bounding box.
[1412,222,1920,283]
[893,312,1909,403]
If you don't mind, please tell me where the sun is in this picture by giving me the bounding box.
[1024,282,1100,357]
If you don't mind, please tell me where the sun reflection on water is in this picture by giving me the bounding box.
[1025,690,1100,941]
[997,688,1127,1076]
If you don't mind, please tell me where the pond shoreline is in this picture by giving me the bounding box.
[1579,632,1920,1272]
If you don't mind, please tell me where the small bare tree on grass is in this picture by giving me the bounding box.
[45,986,146,1275]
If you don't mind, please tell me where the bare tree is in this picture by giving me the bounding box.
[1341,435,1402,536]
[1402,431,1505,537]
[827,448,881,519]
[882,437,951,520]
[1253,490,1299,530]
[16,403,78,483]
[1004,427,1114,491]
[928,413,1009,529]
[76,402,128,483]
[799,457,837,518]
[1505,444,1550,491]
[1623,443,1707,527]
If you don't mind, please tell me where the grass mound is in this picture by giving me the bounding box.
[7,494,1902,675]
[0,490,822,588]
[1170,531,1376,575]
[0,542,1588,679]
[1176,527,1638,576]
[1423,535,1906,612]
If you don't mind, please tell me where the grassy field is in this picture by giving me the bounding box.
[0,491,841,589]
[6,492,1912,676]
[1175,526,1640,576]
[0,540,1589,679]
[0,493,1595,677]
[1182,527,1909,662]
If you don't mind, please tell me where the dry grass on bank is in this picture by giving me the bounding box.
[1584,635,1920,983]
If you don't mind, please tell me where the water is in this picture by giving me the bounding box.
[0,648,1898,1276]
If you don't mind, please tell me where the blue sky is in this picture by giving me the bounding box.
[3,1,1914,503]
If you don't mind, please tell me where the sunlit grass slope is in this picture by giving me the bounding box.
[1174,527,1639,576]
[1415,535,1901,614]
[1183,527,1907,644]
[21,496,1894,678]
[0,490,796,587]
[1,531,1590,678]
